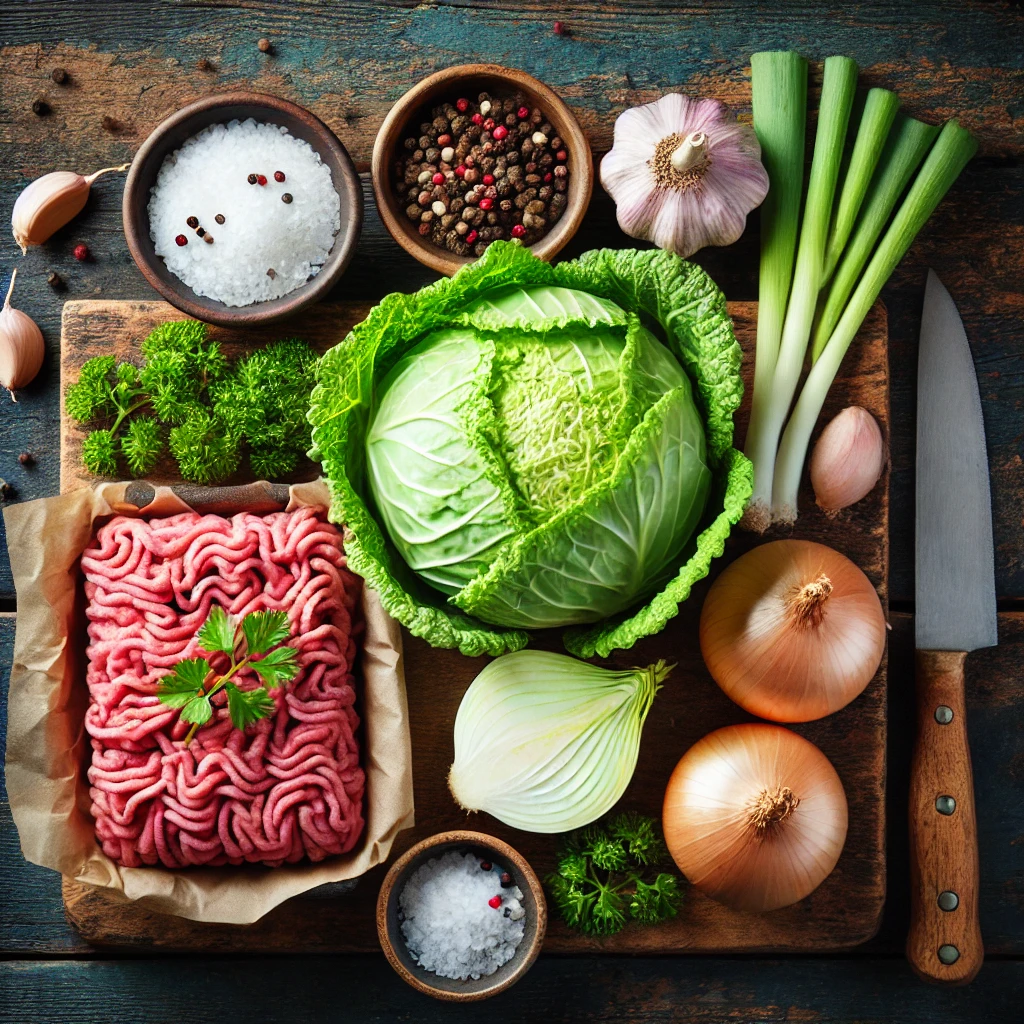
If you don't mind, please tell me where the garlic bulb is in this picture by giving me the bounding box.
[0,270,45,400]
[449,650,668,833]
[600,95,769,257]
[810,406,885,513]
[11,163,130,253]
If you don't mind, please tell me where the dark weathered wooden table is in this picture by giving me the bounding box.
[1,2,1021,1021]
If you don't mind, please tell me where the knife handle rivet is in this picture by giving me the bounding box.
[938,891,960,912]
[936,795,957,815]
[938,944,960,965]
[934,705,954,725]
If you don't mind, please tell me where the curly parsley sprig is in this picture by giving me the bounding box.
[547,813,683,935]
[65,321,318,483]
[156,607,299,745]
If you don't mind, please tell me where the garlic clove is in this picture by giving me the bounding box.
[11,163,130,253]
[810,405,885,513]
[0,269,45,401]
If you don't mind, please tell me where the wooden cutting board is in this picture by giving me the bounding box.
[58,298,888,953]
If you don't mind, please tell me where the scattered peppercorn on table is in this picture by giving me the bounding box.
[2,2,1023,1022]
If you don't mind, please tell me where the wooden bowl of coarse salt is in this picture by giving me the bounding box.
[124,92,362,327]
[377,830,547,1001]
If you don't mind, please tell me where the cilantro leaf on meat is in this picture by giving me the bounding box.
[156,608,298,746]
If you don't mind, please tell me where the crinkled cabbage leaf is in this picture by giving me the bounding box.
[309,242,752,657]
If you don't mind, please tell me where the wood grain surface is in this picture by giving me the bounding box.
[1,1,1022,1018]
[907,650,983,984]
[56,298,889,953]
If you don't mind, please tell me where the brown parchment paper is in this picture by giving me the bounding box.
[3,479,414,924]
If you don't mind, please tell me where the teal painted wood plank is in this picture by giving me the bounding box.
[1,956,1021,1023]
[0,615,92,952]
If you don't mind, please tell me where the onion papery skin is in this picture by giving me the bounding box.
[663,723,848,912]
[699,539,886,722]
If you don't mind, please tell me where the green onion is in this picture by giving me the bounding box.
[821,88,901,284]
[743,55,858,528]
[749,51,808,381]
[811,114,940,361]
[771,120,978,520]
[744,51,808,532]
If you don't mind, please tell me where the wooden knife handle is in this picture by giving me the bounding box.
[908,649,983,984]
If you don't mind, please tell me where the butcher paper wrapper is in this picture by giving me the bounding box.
[3,479,415,924]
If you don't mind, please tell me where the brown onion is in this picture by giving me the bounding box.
[700,539,886,722]
[663,723,848,912]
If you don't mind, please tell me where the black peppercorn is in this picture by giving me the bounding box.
[46,271,65,291]
[32,99,50,116]
[18,452,34,467]
[215,213,225,224]
[281,193,293,204]
[248,173,258,184]
[186,216,199,228]
[51,68,69,84]
[257,37,272,53]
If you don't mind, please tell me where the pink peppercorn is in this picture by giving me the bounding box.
[554,20,567,35]
[274,170,285,182]
[173,235,187,247]
[454,164,466,178]
[256,174,267,186]
[488,895,502,910]
[418,222,431,236]
[511,224,526,238]
[437,133,452,146]
[432,172,445,184]
[556,149,568,162]
[456,97,469,112]
[478,197,493,210]
[480,861,492,871]
[483,117,495,131]
[482,173,494,185]
[73,242,90,260]
[465,229,478,245]
[471,112,484,126]
[543,172,553,183]
[492,125,508,141]
[517,105,529,120]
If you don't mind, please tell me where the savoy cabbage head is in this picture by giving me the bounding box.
[309,242,752,657]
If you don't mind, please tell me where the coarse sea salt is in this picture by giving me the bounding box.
[148,119,341,307]
[398,850,526,981]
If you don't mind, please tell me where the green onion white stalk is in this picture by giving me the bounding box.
[743,55,858,531]
[812,114,940,361]
[745,51,808,530]
[771,120,978,521]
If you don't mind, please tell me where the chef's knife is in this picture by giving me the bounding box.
[909,269,996,985]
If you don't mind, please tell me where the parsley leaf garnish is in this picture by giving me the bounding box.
[198,606,237,655]
[251,645,299,688]
[242,610,291,655]
[155,606,298,745]
[547,814,683,936]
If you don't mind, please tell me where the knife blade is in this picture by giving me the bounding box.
[908,269,996,986]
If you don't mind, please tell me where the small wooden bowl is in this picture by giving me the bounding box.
[123,92,362,327]
[372,64,593,276]
[376,830,547,1001]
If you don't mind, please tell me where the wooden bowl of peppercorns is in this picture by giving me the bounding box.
[372,64,593,276]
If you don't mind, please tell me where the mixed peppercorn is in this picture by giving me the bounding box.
[393,90,571,258]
